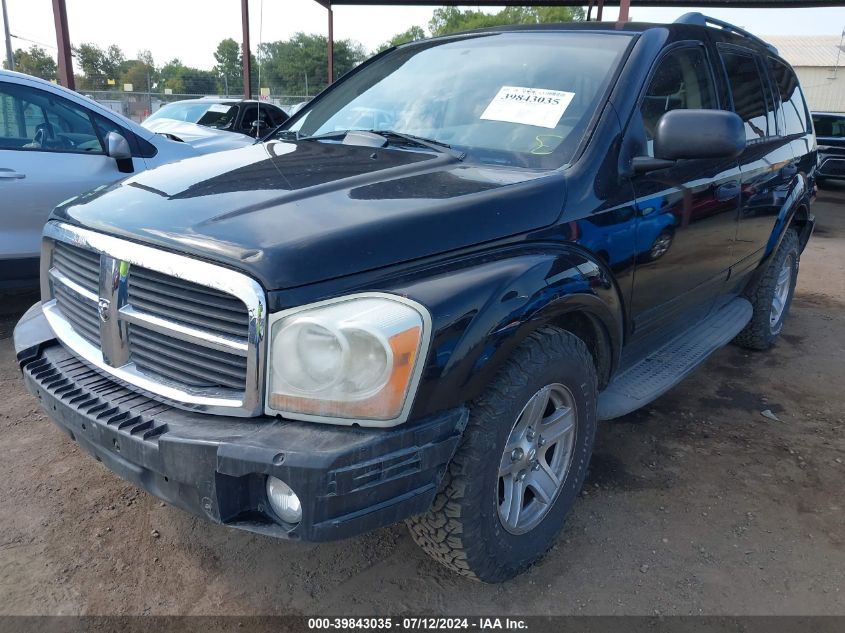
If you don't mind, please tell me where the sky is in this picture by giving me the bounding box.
[2,0,844,70]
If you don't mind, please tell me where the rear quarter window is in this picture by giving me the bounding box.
[769,58,810,136]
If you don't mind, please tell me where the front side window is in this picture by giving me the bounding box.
[285,32,633,169]
[720,49,773,142]
[770,58,810,136]
[0,84,103,153]
[240,105,259,131]
[640,46,718,155]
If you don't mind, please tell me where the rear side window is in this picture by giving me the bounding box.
[770,59,810,136]
[720,49,773,142]
[640,46,718,152]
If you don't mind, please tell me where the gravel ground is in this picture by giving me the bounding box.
[1,187,843,616]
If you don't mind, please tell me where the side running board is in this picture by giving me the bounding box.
[598,297,753,421]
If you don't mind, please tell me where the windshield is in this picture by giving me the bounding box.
[146,101,238,128]
[286,31,632,168]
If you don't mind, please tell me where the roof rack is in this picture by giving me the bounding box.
[675,12,779,56]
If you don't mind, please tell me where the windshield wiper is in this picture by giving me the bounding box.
[375,130,465,161]
[298,129,465,161]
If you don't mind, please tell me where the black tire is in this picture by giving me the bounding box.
[733,228,800,351]
[407,327,597,582]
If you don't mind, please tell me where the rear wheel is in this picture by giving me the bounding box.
[647,229,674,261]
[734,228,800,350]
[407,327,597,582]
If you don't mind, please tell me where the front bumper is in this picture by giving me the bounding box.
[818,155,845,180]
[15,304,466,541]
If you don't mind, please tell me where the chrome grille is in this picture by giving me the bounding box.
[50,242,101,346]
[129,323,248,390]
[40,222,267,417]
[53,241,100,291]
[53,281,100,345]
[128,267,249,338]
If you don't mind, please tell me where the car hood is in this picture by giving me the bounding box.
[53,140,565,290]
[142,118,254,154]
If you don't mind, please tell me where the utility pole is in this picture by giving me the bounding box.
[1,0,14,72]
[241,0,252,99]
[52,0,74,89]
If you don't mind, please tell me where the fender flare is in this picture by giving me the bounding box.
[402,244,626,420]
[746,176,814,295]
[764,176,813,259]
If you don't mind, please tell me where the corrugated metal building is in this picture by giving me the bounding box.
[765,35,845,113]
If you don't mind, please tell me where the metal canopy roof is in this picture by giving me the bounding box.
[46,0,845,96]
[320,0,843,6]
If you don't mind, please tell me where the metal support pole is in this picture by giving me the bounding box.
[327,6,334,85]
[618,0,630,23]
[596,0,604,21]
[2,0,14,72]
[52,0,74,89]
[241,0,252,99]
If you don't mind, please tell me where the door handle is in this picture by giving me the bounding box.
[0,169,26,180]
[715,181,741,201]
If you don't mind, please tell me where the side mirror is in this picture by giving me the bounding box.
[633,110,746,173]
[251,119,269,136]
[106,132,134,174]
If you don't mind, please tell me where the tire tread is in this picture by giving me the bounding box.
[734,228,799,350]
[407,327,596,582]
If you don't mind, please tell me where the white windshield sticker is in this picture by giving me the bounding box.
[208,104,232,113]
[481,86,575,129]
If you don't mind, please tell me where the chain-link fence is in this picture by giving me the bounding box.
[83,90,311,123]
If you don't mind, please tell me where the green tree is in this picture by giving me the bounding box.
[377,25,426,53]
[427,6,584,38]
[101,45,126,82]
[259,33,366,96]
[160,58,220,95]
[3,45,56,80]
[73,43,126,89]
[214,38,242,96]
[120,50,157,92]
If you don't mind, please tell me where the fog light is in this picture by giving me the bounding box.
[266,476,302,524]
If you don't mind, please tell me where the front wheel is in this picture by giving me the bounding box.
[734,228,800,350]
[407,328,597,582]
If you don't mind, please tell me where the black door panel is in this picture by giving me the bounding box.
[627,44,739,338]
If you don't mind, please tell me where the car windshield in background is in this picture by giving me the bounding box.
[286,32,632,168]
[146,102,238,128]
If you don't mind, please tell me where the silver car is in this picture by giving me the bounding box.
[0,70,245,289]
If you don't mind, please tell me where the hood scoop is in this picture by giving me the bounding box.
[342,131,389,148]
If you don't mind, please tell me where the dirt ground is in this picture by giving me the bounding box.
[1,187,843,617]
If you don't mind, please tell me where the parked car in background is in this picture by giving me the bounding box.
[15,15,816,582]
[0,70,208,289]
[813,112,845,186]
[286,100,311,116]
[144,98,288,138]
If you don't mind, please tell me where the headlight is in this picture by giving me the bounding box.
[266,293,430,426]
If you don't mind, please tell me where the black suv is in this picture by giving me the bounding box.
[14,14,816,582]
[813,112,845,185]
